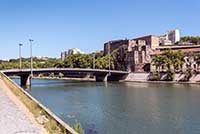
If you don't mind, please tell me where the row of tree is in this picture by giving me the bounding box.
[180,36,200,44]
[0,46,129,71]
[0,58,59,70]
[54,46,128,70]
[151,49,200,81]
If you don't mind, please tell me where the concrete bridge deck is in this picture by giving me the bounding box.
[1,68,129,86]
[1,68,128,75]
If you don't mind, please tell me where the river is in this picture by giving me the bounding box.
[14,79,200,134]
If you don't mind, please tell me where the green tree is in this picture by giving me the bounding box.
[181,36,200,44]
[95,55,114,69]
[54,60,65,68]
[63,54,93,68]
[172,50,184,72]
[111,45,128,71]
[151,55,166,72]
[194,53,200,72]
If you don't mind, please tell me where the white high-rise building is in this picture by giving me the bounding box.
[68,48,84,55]
[60,48,85,61]
[60,51,68,61]
[159,29,180,45]
[167,29,180,44]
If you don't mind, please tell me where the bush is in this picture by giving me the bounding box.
[74,123,84,134]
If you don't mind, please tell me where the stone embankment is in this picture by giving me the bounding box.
[125,73,149,82]
[125,72,200,83]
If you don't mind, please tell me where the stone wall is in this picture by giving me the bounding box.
[125,72,200,83]
[125,73,149,81]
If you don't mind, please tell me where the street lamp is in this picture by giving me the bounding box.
[18,43,23,69]
[93,53,95,69]
[29,39,34,77]
[108,43,111,76]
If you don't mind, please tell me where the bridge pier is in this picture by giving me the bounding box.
[95,73,127,82]
[20,74,31,86]
[95,73,109,82]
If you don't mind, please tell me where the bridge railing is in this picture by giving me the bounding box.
[1,68,129,74]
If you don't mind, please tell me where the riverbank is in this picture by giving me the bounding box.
[0,72,78,134]
[123,79,200,84]
[0,79,47,134]
[35,75,200,85]
[124,72,200,84]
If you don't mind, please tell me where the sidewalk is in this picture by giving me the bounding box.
[0,79,46,134]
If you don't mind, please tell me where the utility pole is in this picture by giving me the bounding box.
[18,43,23,69]
[29,39,34,78]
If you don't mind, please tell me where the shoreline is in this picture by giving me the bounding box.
[34,76,200,85]
[122,80,200,84]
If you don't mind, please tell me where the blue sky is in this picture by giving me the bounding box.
[0,0,200,60]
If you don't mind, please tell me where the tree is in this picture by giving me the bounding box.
[151,50,185,81]
[95,55,114,69]
[63,54,93,68]
[54,60,65,68]
[151,55,166,72]
[181,36,200,44]
[111,45,128,71]
[163,49,174,71]
[162,49,184,72]
[194,53,200,72]
[171,50,184,72]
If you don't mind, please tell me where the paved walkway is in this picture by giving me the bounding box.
[0,79,45,134]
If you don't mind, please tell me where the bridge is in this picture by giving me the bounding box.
[1,68,128,86]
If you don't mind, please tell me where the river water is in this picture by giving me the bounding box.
[14,79,200,134]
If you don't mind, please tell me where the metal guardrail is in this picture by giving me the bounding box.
[1,68,128,74]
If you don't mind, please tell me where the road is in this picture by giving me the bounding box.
[0,79,46,134]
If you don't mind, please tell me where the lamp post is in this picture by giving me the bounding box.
[18,43,23,69]
[93,53,95,69]
[108,43,111,75]
[29,39,34,78]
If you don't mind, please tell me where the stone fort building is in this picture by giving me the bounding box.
[104,29,200,72]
